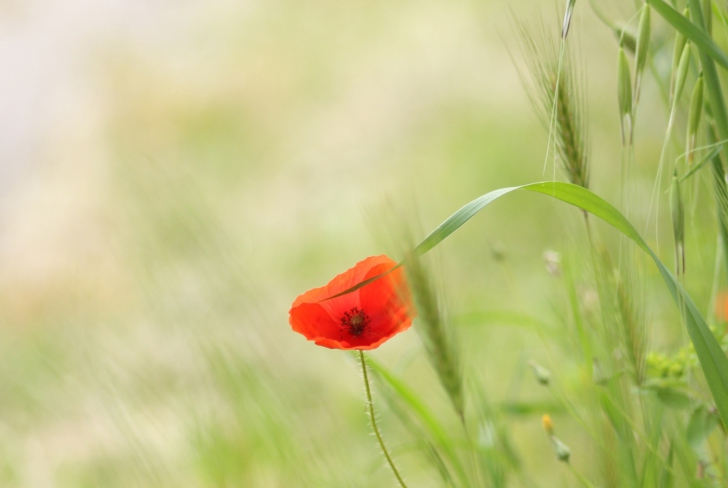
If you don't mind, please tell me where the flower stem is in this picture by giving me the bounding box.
[358,350,408,488]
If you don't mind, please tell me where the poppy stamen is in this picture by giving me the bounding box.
[341,307,370,337]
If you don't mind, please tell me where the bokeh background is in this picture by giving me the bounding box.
[0,0,704,486]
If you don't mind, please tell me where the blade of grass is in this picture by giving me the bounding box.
[647,0,728,70]
[678,145,721,183]
[524,182,728,432]
[707,128,728,281]
[366,356,469,486]
[686,0,728,285]
[327,182,728,429]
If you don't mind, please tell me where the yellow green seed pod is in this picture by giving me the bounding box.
[704,0,712,35]
[551,437,571,463]
[673,42,691,106]
[618,46,633,143]
[686,74,704,164]
[670,170,685,274]
[670,8,689,97]
[635,5,651,79]
[529,360,551,385]
[670,170,684,243]
[615,27,636,55]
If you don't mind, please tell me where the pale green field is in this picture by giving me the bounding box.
[0,0,723,486]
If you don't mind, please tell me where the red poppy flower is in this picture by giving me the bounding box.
[289,255,415,350]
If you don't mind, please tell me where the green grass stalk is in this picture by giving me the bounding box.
[359,351,408,488]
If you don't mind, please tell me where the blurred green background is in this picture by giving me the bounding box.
[0,0,711,486]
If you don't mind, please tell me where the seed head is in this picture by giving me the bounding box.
[671,170,685,275]
[633,5,651,105]
[673,42,692,107]
[686,74,704,164]
[529,360,552,385]
[617,46,633,144]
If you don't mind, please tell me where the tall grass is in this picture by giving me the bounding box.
[7,0,728,486]
[357,1,728,487]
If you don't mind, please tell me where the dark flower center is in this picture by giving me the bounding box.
[341,307,370,337]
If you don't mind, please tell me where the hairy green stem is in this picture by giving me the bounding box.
[359,351,408,488]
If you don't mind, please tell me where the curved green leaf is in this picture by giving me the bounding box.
[325,181,728,428]
[686,404,720,449]
[419,181,728,428]
[647,0,728,70]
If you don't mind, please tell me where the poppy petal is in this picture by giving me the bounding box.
[289,255,415,350]
[360,262,413,336]
[290,255,393,308]
[289,302,342,344]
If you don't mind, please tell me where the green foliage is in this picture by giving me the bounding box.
[647,0,728,69]
[12,0,728,486]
